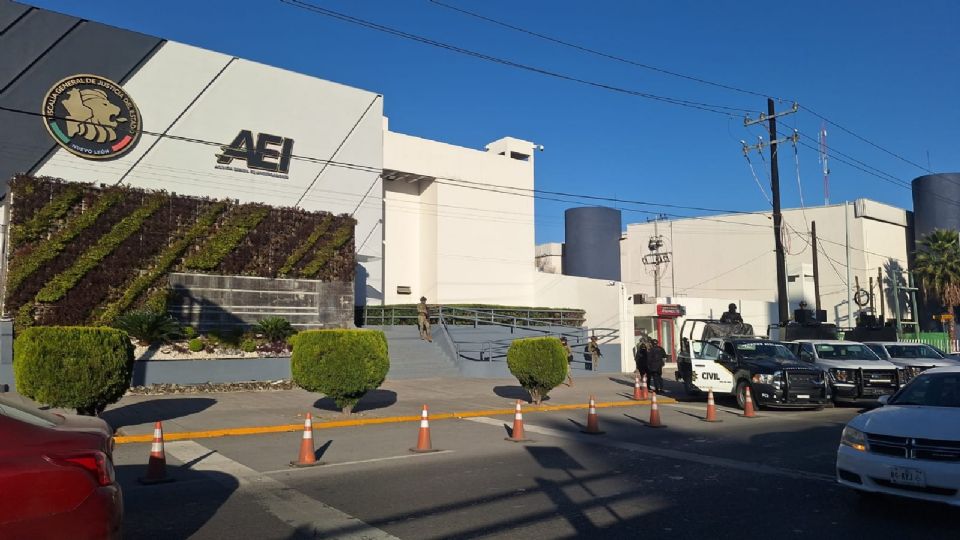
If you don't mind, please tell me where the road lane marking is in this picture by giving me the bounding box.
[114,397,677,444]
[165,441,399,540]
[261,450,455,475]
[664,402,851,423]
[464,417,835,484]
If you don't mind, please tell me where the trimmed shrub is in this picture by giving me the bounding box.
[290,329,389,413]
[188,338,205,352]
[506,337,567,405]
[240,338,258,353]
[182,326,197,339]
[256,316,296,342]
[14,326,135,416]
[113,310,180,346]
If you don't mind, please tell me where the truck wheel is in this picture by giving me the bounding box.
[735,381,759,411]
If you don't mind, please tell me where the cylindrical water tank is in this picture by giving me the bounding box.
[912,173,960,240]
[563,207,621,281]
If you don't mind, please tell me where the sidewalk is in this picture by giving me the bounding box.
[96,372,680,442]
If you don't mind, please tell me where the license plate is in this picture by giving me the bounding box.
[797,394,809,399]
[889,467,925,487]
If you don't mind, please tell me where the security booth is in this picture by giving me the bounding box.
[633,302,685,362]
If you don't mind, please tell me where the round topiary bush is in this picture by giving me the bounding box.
[14,326,135,416]
[188,338,205,352]
[290,329,389,414]
[507,336,567,405]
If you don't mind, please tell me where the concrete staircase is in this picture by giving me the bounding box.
[376,325,461,379]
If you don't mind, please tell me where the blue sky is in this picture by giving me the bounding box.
[26,0,960,243]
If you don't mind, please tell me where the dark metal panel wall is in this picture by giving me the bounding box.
[563,206,622,281]
[0,0,163,190]
[0,8,76,88]
[0,0,29,31]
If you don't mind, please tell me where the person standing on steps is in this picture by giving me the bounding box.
[417,296,432,342]
[586,335,602,372]
[647,339,667,393]
[560,336,574,386]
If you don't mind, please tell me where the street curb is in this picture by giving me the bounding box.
[114,396,677,444]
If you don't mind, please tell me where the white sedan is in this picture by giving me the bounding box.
[836,366,960,506]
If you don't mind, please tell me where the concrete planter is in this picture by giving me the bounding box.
[131,356,291,387]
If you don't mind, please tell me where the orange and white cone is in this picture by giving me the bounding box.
[505,400,531,442]
[743,386,758,418]
[646,392,667,428]
[290,413,321,467]
[580,396,605,434]
[703,389,721,422]
[138,421,174,484]
[641,374,650,400]
[411,404,439,452]
[632,375,643,401]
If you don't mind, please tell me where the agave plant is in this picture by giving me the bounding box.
[113,310,181,346]
[255,316,296,342]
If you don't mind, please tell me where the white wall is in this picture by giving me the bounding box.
[621,200,910,326]
[383,131,536,305]
[33,41,385,304]
[534,273,633,371]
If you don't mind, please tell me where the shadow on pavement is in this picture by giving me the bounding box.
[493,385,540,403]
[313,389,398,413]
[102,397,217,429]
[607,376,635,388]
[117,464,238,539]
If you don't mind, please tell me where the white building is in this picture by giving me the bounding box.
[0,0,639,372]
[620,199,912,357]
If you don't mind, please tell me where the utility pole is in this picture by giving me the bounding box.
[743,100,798,326]
[642,214,671,299]
[811,220,821,313]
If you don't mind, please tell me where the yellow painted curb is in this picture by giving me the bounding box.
[114,396,677,444]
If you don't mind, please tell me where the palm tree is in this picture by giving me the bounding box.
[913,229,960,342]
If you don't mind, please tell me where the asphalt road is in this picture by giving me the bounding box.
[113,398,960,539]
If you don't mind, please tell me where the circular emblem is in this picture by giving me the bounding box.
[41,74,141,160]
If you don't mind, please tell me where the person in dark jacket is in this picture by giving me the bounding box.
[719,303,743,324]
[634,340,649,380]
[646,339,667,393]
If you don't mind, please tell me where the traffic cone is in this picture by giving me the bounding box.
[640,375,649,400]
[290,413,322,467]
[703,389,721,422]
[743,386,758,418]
[411,404,439,452]
[632,375,643,401]
[580,396,605,434]
[646,392,667,428]
[138,421,174,484]
[505,400,531,442]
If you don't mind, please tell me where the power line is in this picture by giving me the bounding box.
[427,0,930,180]
[427,0,772,102]
[1,105,773,220]
[277,0,752,117]
[800,105,933,174]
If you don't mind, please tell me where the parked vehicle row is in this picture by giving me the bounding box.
[676,318,960,410]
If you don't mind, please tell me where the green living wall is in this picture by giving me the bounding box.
[4,175,356,328]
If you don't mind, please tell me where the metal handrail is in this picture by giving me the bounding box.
[362,305,586,327]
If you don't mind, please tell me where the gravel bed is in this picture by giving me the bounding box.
[126,380,296,395]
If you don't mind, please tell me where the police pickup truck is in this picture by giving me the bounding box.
[676,320,828,410]
[786,340,902,405]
